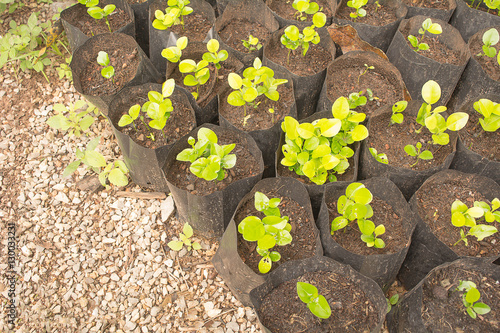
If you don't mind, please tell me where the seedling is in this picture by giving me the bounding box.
[347,0,368,21]
[473,98,500,132]
[46,100,95,137]
[292,0,322,21]
[404,142,433,167]
[161,36,188,63]
[386,294,399,313]
[331,182,386,248]
[478,28,499,57]
[227,57,288,119]
[408,18,442,51]
[152,0,193,30]
[451,198,499,246]
[347,89,377,109]
[87,3,116,33]
[99,160,129,188]
[484,0,500,14]
[280,12,326,64]
[179,59,210,100]
[77,0,98,7]
[97,51,115,83]
[297,282,332,319]
[456,280,491,319]
[358,63,374,84]
[238,192,292,274]
[242,35,262,52]
[176,127,236,181]
[202,39,228,78]
[369,147,388,164]
[391,101,407,125]
[374,0,381,12]
[167,222,201,251]
[281,96,368,184]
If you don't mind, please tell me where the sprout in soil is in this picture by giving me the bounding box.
[292,0,323,21]
[227,57,288,122]
[178,58,210,100]
[242,35,262,52]
[473,98,500,132]
[386,294,399,313]
[99,160,129,188]
[347,0,368,22]
[297,282,332,319]
[202,39,228,79]
[483,0,500,14]
[369,147,388,164]
[456,280,492,319]
[478,28,499,58]
[404,142,433,167]
[451,198,499,246]
[358,63,374,84]
[162,36,188,63]
[348,89,378,109]
[87,2,116,33]
[46,99,95,137]
[331,182,386,248]
[390,101,407,125]
[374,0,381,13]
[96,51,115,83]
[408,18,442,52]
[237,191,292,274]
[167,222,201,251]
[153,0,193,30]
[280,12,326,64]
[176,127,236,181]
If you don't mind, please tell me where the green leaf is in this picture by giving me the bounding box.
[446,112,469,131]
[179,59,196,73]
[427,23,442,35]
[452,212,466,227]
[243,87,258,102]
[312,12,326,28]
[466,288,481,304]
[351,124,368,141]
[419,150,434,160]
[421,80,441,105]
[228,73,242,90]
[46,114,70,130]
[404,144,417,156]
[308,295,331,319]
[183,222,193,238]
[101,66,115,79]
[473,302,491,315]
[297,282,317,304]
[162,78,176,97]
[374,238,386,248]
[167,240,184,251]
[358,219,375,235]
[85,150,106,168]
[62,160,81,178]
[284,25,300,41]
[297,123,315,139]
[352,187,373,205]
[258,256,272,274]
[331,96,350,120]
[96,51,109,66]
[282,116,299,140]
[239,216,265,241]
[227,91,245,106]
[108,168,128,187]
[469,224,497,241]
[206,39,219,53]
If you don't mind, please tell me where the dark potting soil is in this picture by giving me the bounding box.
[403,0,450,10]
[167,13,212,42]
[167,131,261,195]
[336,3,397,26]
[459,106,500,162]
[421,265,500,332]
[469,35,500,81]
[327,197,407,255]
[367,111,454,171]
[266,39,333,76]
[219,83,294,131]
[414,179,500,257]
[265,0,334,21]
[402,27,465,66]
[116,95,196,149]
[464,0,499,15]
[326,66,404,117]
[80,47,140,96]
[258,271,379,333]
[235,195,317,275]
[126,0,147,4]
[65,4,132,37]
[218,19,271,54]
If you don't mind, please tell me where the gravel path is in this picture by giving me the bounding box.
[0,16,262,331]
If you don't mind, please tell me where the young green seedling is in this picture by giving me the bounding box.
[483,0,500,14]
[358,63,374,84]
[238,191,292,274]
[152,0,193,30]
[46,100,95,137]
[202,39,228,78]
[404,142,433,167]
[456,280,491,319]
[478,28,499,57]
[77,0,98,7]
[473,98,500,132]
[179,59,210,100]
[87,3,116,33]
[242,35,262,52]
[331,182,386,248]
[292,0,322,21]
[63,137,106,177]
[386,294,399,313]
[451,198,500,246]
[97,51,115,83]
[297,282,332,319]
[369,147,388,164]
[99,160,129,188]
[374,0,381,12]
[280,12,326,64]
[176,128,236,181]
[161,36,188,63]
[390,101,407,125]
[227,57,288,119]
[408,18,442,51]
[167,222,202,251]
[347,0,368,21]
[347,89,377,109]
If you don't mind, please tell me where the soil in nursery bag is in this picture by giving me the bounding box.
[403,0,456,22]
[336,2,397,25]
[403,0,450,11]
[450,0,500,44]
[265,0,336,23]
[218,20,270,55]
[257,270,380,332]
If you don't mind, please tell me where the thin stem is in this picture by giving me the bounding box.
[287,49,291,66]
[453,236,465,246]
[105,17,112,32]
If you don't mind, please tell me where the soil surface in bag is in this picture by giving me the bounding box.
[367,110,454,171]
[414,177,500,257]
[127,0,147,4]
[401,25,465,65]
[265,0,335,21]
[403,0,450,10]
[265,39,333,76]
[167,131,261,195]
[219,84,293,131]
[64,3,132,37]
[336,2,397,25]
[113,92,196,149]
[235,195,317,275]
[458,106,500,162]
[80,45,140,96]
[258,270,379,332]
[421,264,500,332]
[218,19,270,54]
[327,196,407,255]
[469,31,500,81]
